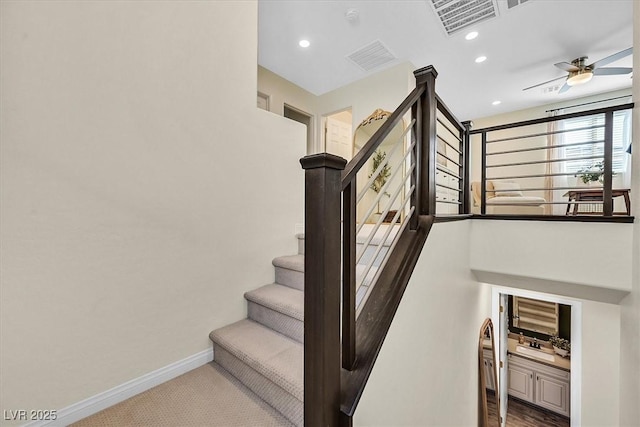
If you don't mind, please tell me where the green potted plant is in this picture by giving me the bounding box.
[368,150,391,215]
[575,160,614,185]
[549,335,570,357]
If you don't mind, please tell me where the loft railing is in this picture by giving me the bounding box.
[469,103,633,220]
[435,94,469,215]
[300,66,469,426]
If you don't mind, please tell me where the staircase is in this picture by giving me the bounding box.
[209,235,305,426]
[209,230,392,426]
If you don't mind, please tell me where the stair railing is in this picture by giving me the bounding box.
[470,103,634,219]
[300,66,467,426]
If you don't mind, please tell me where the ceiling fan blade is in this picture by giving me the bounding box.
[592,67,633,76]
[589,47,633,69]
[523,75,567,91]
[558,82,571,94]
[554,62,580,72]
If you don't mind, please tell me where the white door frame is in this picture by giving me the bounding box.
[284,103,315,155]
[490,286,582,427]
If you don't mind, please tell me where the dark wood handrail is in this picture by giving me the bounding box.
[436,93,464,135]
[340,215,435,419]
[469,102,634,134]
[341,84,426,190]
[301,64,471,426]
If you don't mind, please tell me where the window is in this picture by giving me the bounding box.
[560,110,631,174]
[512,296,559,336]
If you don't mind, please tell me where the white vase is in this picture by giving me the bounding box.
[553,345,569,357]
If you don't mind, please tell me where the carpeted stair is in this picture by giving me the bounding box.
[209,237,306,426]
[209,229,395,426]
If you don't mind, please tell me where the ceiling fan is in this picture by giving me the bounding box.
[523,47,633,94]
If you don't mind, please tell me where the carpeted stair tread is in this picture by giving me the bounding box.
[245,284,304,321]
[272,254,304,272]
[356,223,400,246]
[210,319,303,401]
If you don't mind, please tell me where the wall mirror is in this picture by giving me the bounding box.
[352,109,407,224]
[479,318,500,427]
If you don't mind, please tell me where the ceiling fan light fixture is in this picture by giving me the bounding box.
[566,69,593,86]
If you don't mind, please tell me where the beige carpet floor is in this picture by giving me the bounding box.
[71,362,294,427]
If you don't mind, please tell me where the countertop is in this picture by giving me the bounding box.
[507,338,571,372]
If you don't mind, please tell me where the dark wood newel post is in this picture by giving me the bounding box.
[461,120,473,214]
[300,153,346,427]
[413,66,438,216]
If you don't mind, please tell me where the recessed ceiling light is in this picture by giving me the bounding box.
[492,100,501,106]
[299,39,310,48]
[475,56,487,63]
[465,31,478,40]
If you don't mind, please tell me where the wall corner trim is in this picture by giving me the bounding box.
[23,348,214,427]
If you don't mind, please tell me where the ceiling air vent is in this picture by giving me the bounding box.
[347,40,396,72]
[428,0,499,36]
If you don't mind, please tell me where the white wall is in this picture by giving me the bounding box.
[257,65,318,153]
[354,221,491,426]
[316,62,417,223]
[258,61,417,156]
[581,300,621,426]
[470,221,633,295]
[258,65,318,118]
[317,61,415,144]
[618,3,640,424]
[0,0,304,423]
[470,219,630,425]
[353,217,629,426]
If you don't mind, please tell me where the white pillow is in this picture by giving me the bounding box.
[492,181,523,197]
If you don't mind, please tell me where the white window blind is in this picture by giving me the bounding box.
[513,297,559,336]
[560,110,631,174]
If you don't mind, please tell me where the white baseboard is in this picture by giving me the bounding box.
[23,348,213,427]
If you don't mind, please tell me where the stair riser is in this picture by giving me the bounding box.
[275,267,304,291]
[214,345,303,427]
[247,302,303,343]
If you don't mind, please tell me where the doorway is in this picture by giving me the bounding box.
[284,104,314,155]
[324,109,353,161]
[491,287,581,427]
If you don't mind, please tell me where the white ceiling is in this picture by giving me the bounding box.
[258,0,634,121]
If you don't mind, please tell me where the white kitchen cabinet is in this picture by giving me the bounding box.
[508,353,570,417]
